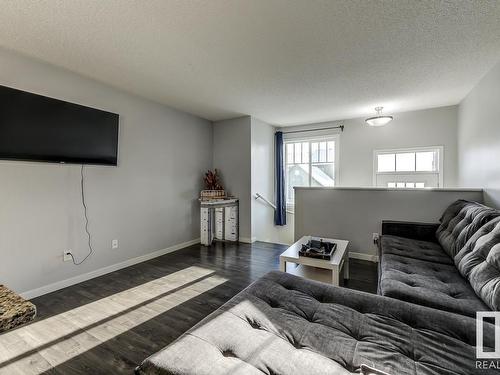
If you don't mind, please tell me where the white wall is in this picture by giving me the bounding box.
[458,61,500,208]
[0,48,212,296]
[251,118,294,244]
[295,187,483,258]
[212,116,252,241]
[279,105,459,187]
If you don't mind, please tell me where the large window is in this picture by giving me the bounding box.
[373,146,443,188]
[285,136,338,204]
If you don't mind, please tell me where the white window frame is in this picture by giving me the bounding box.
[372,146,444,188]
[284,132,340,206]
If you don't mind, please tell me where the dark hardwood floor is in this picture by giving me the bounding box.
[0,241,377,375]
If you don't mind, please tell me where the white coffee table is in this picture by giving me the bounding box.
[279,236,349,286]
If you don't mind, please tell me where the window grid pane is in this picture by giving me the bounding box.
[396,152,416,172]
[302,142,309,163]
[311,163,335,187]
[387,181,427,188]
[319,142,327,162]
[286,143,294,164]
[327,141,335,163]
[416,151,436,171]
[378,154,395,172]
[311,142,319,163]
[286,164,310,203]
[294,143,302,164]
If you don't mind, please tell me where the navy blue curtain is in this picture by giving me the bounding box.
[274,131,286,225]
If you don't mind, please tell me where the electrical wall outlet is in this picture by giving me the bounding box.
[372,233,380,244]
[111,239,119,249]
[63,250,72,262]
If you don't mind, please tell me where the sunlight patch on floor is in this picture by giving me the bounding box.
[0,266,227,374]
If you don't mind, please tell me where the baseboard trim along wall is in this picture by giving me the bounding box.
[20,238,201,300]
[349,251,379,263]
[239,237,257,244]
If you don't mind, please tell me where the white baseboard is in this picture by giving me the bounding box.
[239,237,257,244]
[20,238,200,300]
[258,240,293,246]
[349,251,379,263]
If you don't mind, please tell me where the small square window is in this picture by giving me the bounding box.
[387,182,396,188]
[396,182,406,188]
[415,182,425,188]
[405,182,415,188]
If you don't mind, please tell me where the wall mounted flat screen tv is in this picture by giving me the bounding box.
[0,85,119,165]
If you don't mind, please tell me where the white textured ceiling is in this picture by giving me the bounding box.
[0,1,500,125]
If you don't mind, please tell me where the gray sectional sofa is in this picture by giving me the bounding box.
[137,271,497,375]
[137,199,500,375]
[379,199,500,316]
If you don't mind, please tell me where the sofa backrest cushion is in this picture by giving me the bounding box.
[436,200,500,259]
[455,216,500,310]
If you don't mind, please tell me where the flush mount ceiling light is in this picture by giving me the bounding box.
[365,106,393,127]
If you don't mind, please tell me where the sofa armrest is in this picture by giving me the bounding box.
[382,220,440,243]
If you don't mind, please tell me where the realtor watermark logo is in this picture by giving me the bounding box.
[476,312,500,370]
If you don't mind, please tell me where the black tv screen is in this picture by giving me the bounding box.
[0,85,119,165]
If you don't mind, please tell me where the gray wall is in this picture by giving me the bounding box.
[0,48,212,296]
[212,117,252,241]
[272,105,460,244]
[279,105,459,187]
[251,118,293,244]
[213,116,293,244]
[458,61,500,208]
[295,187,483,258]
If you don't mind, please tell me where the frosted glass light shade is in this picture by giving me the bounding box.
[365,115,393,127]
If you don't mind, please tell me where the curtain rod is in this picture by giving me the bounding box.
[279,124,344,134]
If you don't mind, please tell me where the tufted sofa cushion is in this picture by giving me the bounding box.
[455,216,500,310]
[137,271,496,375]
[379,254,488,316]
[436,200,500,259]
[380,235,452,265]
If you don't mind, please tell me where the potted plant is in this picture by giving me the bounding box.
[200,169,225,200]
